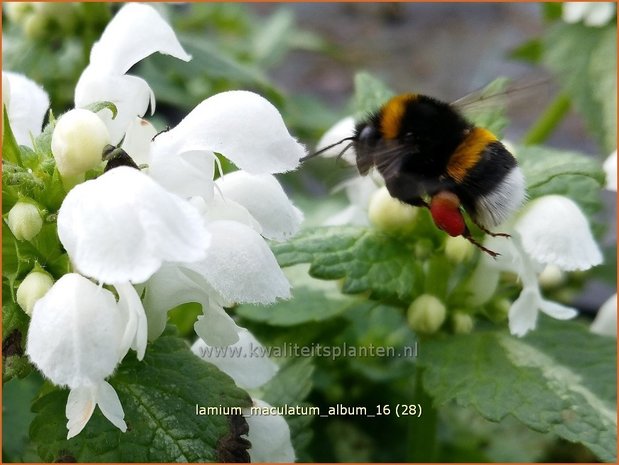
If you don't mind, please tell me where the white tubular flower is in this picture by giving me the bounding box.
[51,109,110,180]
[245,399,296,463]
[215,171,303,241]
[563,2,616,26]
[188,220,291,304]
[144,263,239,347]
[483,234,578,337]
[3,71,49,147]
[149,91,306,199]
[192,327,278,390]
[74,3,191,144]
[476,195,602,336]
[57,167,210,284]
[603,150,617,191]
[591,294,617,337]
[514,195,602,271]
[26,274,127,438]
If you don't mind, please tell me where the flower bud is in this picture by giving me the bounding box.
[485,298,510,323]
[23,10,49,41]
[7,201,43,241]
[444,235,474,263]
[51,109,110,180]
[16,271,54,316]
[407,294,446,334]
[368,186,418,233]
[452,311,474,334]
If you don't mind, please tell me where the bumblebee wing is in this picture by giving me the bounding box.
[452,77,550,122]
[371,141,411,181]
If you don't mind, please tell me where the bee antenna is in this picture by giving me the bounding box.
[300,136,356,162]
[335,141,354,163]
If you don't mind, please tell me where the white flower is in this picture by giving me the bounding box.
[192,327,295,462]
[57,167,210,285]
[74,4,191,144]
[215,171,303,242]
[148,90,306,200]
[514,195,602,271]
[26,274,128,438]
[245,399,296,463]
[51,109,110,180]
[113,93,306,345]
[2,71,49,147]
[563,2,616,26]
[591,293,617,337]
[603,150,616,191]
[481,195,601,336]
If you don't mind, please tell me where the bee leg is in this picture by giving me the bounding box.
[462,229,500,258]
[471,219,510,238]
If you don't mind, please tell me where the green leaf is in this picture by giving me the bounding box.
[30,329,252,462]
[2,373,43,460]
[419,317,617,462]
[354,72,395,116]
[251,8,295,67]
[237,265,360,326]
[272,226,421,305]
[517,144,605,191]
[2,107,22,165]
[543,23,617,153]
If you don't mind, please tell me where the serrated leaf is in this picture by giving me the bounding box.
[30,329,252,462]
[272,226,421,305]
[517,144,605,191]
[419,317,617,462]
[354,72,395,116]
[543,23,617,154]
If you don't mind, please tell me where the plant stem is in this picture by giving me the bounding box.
[522,93,571,146]
[407,365,438,462]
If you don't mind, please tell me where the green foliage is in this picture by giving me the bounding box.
[420,317,617,462]
[543,22,617,154]
[272,226,425,305]
[30,329,252,462]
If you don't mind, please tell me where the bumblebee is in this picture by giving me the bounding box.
[303,87,527,256]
